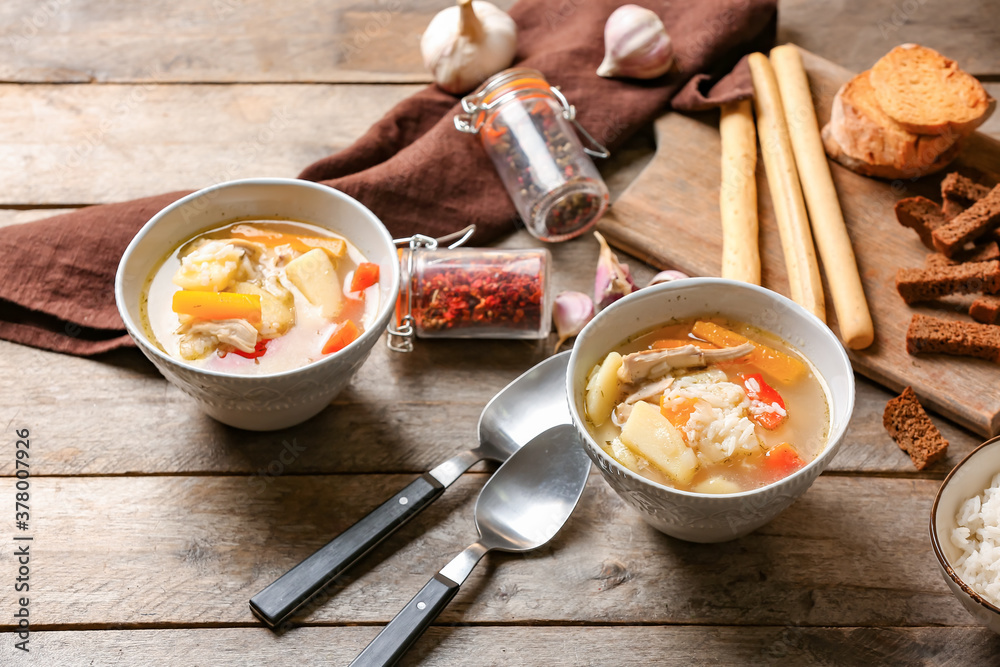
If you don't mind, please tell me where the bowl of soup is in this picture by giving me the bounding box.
[566,278,854,543]
[115,178,400,430]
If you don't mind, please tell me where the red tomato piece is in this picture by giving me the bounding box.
[322,320,360,355]
[740,372,788,430]
[230,338,269,360]
[350,263,380,292]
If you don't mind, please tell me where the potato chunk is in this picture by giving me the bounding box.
[692,477,741,494]
[284,249,344,318]
[585,352,623,426]
[173,240,249,292]
[620,401,698,486]
[234,282,294,337]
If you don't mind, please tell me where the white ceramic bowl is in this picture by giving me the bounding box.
[115,178,400,431]
[931,436,1000,634]
[566,278,855,543]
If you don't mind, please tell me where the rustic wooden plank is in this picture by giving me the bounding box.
[0,83,418,205]
[0,475,974,628]
[599,48,1000,437]
[0,0,513,84]
[0,83,657,208]
[778,0,1000,75]
[3,626,998,665]
[3,0,998,84]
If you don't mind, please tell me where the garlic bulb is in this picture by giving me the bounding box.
[594,231,637,309]
[597,5,674,79]
[553,291,595,352]
[647,269,689,286]
[420,0,517,95]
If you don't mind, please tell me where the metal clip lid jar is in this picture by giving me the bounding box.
[388,228,551,352]
[454,68,610,243]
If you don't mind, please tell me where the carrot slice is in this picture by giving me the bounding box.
[229,225,346,258]
[690,321,806,384]
[322,319,360,354]
[660,395,698,429]
[172,290,261,323]
[764,443,805,479]
[350,263,380,292]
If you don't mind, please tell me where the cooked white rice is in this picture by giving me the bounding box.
[660,369,762,464]
[952,472,1000,606]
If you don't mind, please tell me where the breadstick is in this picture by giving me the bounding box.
[770,44,874,349]
[719,99,761,285]
[747,53,826,321]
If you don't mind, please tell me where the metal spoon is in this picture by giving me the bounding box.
[250,351,572,629]
[350,423,590,667]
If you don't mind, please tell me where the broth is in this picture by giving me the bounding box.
[583,317,830,494]
[142,219,380,375]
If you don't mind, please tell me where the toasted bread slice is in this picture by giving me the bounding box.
[828,71,959,173]
[870,44,995,136]
[821,120,962,180]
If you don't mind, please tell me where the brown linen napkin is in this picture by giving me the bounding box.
[0,0,776,356]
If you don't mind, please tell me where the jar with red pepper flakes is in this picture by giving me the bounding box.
[388,234,551,351]
[454,68,610,242]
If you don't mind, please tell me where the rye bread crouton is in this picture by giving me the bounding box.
[931,185,1000,256]
[883,387,949,471]
[941,172,992,206]
[895,196,947,248]
[906,313,1000,363]
[924,242,1000,266]
[896,260,1000,304]
[971,295,1000,324]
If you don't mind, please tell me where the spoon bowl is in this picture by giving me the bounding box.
[474,428,593,551]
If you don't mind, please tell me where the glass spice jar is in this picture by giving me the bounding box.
[454,68,611,242]
[388,234,551,352]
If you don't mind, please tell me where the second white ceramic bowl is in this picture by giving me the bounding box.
[566,278,855,543]
[931,436,1000,634]
[115,178,400,431]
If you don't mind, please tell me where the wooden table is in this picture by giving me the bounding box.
[3,1,1000,664]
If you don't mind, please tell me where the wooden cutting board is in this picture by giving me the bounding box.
[599,46,1000,437]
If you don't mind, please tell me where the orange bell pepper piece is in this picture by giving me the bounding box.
[322,319,360,355]
[660,395,699,430]
[350,263,380,292]
[172,290,261,323]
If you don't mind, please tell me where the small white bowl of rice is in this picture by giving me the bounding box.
[931,436,1000,634]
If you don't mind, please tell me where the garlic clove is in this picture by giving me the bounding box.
[594,230,637,310]
[420,0,518,95]
[597,4,674,80]
[647,269,689,287]
[553,291,595,352]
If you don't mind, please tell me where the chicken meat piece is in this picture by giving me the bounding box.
[177,318,259,359]
[617,342,755,384]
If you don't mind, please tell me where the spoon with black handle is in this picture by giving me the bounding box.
[249,352,572,629]
[349,423,591,666]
